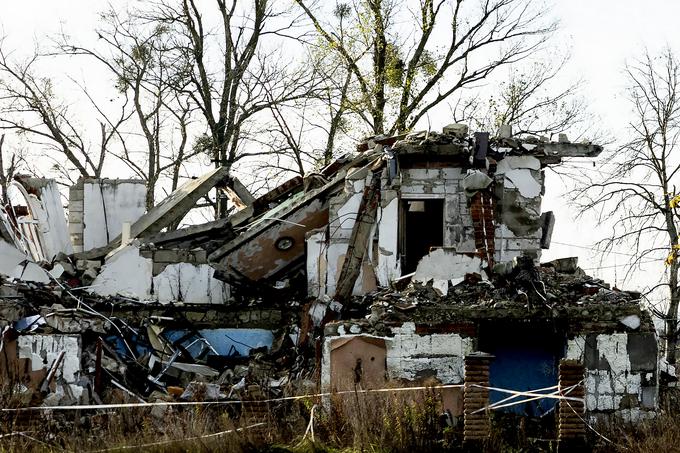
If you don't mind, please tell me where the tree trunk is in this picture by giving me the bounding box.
[667,264,679,364]
[370,0,386,135]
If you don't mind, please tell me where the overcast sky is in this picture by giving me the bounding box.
[3,0,680,296]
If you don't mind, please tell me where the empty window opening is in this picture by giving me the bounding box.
[399,198,444,274]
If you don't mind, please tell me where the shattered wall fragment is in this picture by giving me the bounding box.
[6,176,72,261]
[308,127,592,297]
[69,179,146,253]
[91,243,230,304]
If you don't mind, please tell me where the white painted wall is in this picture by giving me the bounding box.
[376,196,400,286]
[91,244,231,304]
[90,244,153,299]
[153,263,230,304]
[306,229,327,298]
[17,334,83,402]
[0,240,50,283]
[10,179,72,261]
[566,333,658,422]
[83,180,146,250]
[36,180,73,259]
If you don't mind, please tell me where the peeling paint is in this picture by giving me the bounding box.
[90,244,153,299]
[153,263,229,304]
[82,180,146,251]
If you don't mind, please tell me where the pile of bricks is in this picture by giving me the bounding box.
[558,359,586,444]
[463,353,494,442]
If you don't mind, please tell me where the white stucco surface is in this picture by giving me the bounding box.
[153,263,230,304]
[83,181,146,250]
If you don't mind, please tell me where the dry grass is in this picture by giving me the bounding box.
[3,383,680,452]
[314,386,449,452]
[0,406,267,452]
[600,414,680,453]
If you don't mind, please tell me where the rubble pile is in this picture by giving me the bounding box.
[0,123,662,438]
[336,257,648,336]
[0,272,312,410]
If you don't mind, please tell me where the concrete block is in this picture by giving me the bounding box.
[238,312,251,323]
[586,394,597,411]
[386,357,401,376]
[153,250,185,263]
[598,395,614,410]
[429,184,446,194]
[597,333,630,374]
[400,184,427,194]
[405,169,441,180]
[139,250,154,259]
[386,336,402,358]
[585,372,597,392]
[597,374,612,394]
[461,337,475,355]
[193,250,208,262]
[442,123,468,138]
[502,238,542,250]
[68,203,84,213]
[614,372,641,394]
[641,386,658,409]
[565,336,585,360]
[400,336,417,354]
[393,322,416,335]
[152,262,168,276]
[430,334,462,356]
[68,211,84,223]
[442,168,463,180]
[68,223,83,235]
[69,189,84,202]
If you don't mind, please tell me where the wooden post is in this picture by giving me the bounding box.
[334,167,382,301]
[464,353,494,444]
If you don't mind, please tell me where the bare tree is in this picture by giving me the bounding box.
[0,38,123,182]
[0,134,25,206]
[247,67,354,186]
[453,57,593,139]
[574,48,680,363]
[295,0,556,135]
[57,8,206,210]
[133,0,320,216]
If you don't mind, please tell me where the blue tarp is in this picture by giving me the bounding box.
[488,346,559,416]
[162,328,274,359]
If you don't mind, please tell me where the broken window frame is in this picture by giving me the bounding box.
[398,194,446,275]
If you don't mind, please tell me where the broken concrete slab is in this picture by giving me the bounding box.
[442,123,469,139]
[0,240,51,283]
[413,249,483,296]
[222,177,255,214]
[90,243,153,299]
[461,170,493,197]
[10,176,73,261]
[153,263,230,304]
[543,257,579,274]
[77,179,146,252]
[77,167,230,259]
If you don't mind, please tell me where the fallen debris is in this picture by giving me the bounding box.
[0,124,659,445]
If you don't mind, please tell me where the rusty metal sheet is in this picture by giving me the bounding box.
[223,199,328,281]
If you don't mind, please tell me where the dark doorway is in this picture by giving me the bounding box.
[399,198,444,274]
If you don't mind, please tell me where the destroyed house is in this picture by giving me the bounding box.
[0,123,663,441]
